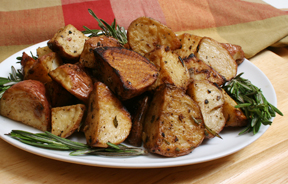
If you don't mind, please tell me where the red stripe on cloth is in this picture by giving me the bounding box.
[0,6,64,46]
[61,0,115,31]
[110,0,166,30]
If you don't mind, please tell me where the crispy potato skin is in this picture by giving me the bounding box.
[142,84,205,157]
[145,46,190,91]
[184,54,225,86]
[93,47,158,100]
[221,43,245,65]
[48,24,88,61]
[0,80,51,131]
[83,82,132,147]
[49,64,93,104]
[196,37,237,81]
[45,81,78,107]
[125,95,150,147]
[21,52,36,79]
[174,33,202,59]
[187,80,225,138]
[51,104,86,138]
[79,36,121,69]
[222,89,248,127]
[127,17,181,55]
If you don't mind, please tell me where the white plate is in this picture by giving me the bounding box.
[0,40,277,169]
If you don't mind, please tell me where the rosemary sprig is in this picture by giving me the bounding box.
[7,130,147,156]
[0,66,23,99]
[223,73,283,135]
[82,9,127,45]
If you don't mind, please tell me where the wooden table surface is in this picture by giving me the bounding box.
[0,46,287,184]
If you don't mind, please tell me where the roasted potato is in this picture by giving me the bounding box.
[196,37,237,81]
[37,46,53,58]
[51,104,86,138]
[45,80,78,107]
[142,84,205,157]
[21,52,36,79]
[124,94,150,147]
[174,33,202,59]
[145,46,190,91]
[0,80,51,131]
[222,89,248,127]
[221,43,245,65]
[24,52,62,84]
[93,47,158,100]
[187,80,225,138]
[83,81,132,147]
[48,63,93,104]
[79,36,121,69]
[127,17,181,56]
[184,54,225,86]
[48,24,88,61]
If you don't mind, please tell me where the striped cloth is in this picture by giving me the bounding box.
[1,0,288,63]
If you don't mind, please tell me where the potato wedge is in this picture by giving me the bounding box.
[83,82,132,147]
[49,63,93,104]
[45,80,78,107]
[187,80,225,138]
[142,84,205,157]
[37,46,53,58]
[124,94,150,147]
[93,47,158,100]
[196,37,237,81]
[51,104,86,138]
[21,52,36,79]
[48,24,88,61]
[184,54,225,86]
[0,80,51,131]
[145,46,190,91]
[174,33,202,59]
[221,43,245,65]
[222,89,248,127]
[79,36,121,69]
[127,17,181,55]
[25,52,62,84]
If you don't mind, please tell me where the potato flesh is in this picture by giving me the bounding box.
[142,84,205,157]
[145,46,190,91]
[51,104,86,138]
[187,80,225,138]
[174,33,202,59]
[48,24,88,60]
[184,55,225,86]
[0,80,51,131]
[127,17,181,56]
[196,37,237,81]
[84,82,132,147]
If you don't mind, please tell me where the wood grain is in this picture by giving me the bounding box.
[0,48,287,183]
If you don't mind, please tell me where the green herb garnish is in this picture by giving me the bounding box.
[223,72,283,135]
[7,130,147,156]
[82,9,127,45]
[0,66,23,99]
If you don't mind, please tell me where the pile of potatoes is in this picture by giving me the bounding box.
[0,17,247,157]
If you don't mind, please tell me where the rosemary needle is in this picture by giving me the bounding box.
[82,9,128,45]
[7,130,147,156]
